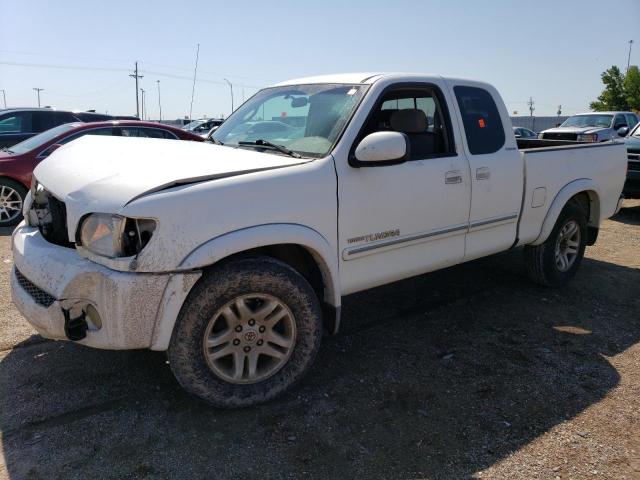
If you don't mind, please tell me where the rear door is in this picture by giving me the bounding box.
[447,82,524,260]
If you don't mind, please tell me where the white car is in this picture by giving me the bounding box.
[11,73,627,408]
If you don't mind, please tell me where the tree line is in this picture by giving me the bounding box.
[590,65,640,112]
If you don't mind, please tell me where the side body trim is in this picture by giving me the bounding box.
[343,213,520,260]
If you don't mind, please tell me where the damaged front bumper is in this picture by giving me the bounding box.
[11,224,199,350]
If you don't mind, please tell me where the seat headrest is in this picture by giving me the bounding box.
[390,109,428,133]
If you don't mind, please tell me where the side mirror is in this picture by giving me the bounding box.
[617,126,629,137]
[353,131,409,166]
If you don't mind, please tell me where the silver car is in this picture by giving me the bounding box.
[539,111,638,142]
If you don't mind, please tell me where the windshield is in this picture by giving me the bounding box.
[560,115,613,129]
[8,123,78,155]
[212,83,369,157]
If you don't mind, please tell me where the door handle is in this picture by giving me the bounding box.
[476,167,490,180]
[445,170,462,184]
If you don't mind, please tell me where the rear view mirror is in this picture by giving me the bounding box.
[353,131,409,166]
[291,97,308,108]
[617,126,629,137]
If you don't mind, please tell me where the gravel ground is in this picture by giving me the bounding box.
[0,200,639,479]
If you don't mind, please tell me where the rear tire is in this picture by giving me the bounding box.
[0,179,27,227]
[168,256,323,408]
[524,200,588,287]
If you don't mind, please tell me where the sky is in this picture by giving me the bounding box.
[1,0,638,120]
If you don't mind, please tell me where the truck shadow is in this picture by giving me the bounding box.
[1,251,638,479]
[611,202,640,226]
[0,226,15,237]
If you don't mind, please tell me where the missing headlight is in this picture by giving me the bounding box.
[122,217,156,256]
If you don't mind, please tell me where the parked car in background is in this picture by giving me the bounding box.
[539,111,639,142]
[183,118,225,137]
[0,121,203,226]
[0,108,139,148]
[621,122,640,198]
[513,126,537,138]
[11,73,627,408]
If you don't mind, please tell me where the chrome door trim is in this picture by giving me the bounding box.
[469,213,519,230]
[343,222,468,260]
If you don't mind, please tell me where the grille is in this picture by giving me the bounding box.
[542,132,578,141]
[629,152,640,171]
[14,268,56,308]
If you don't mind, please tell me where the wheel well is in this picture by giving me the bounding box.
[570,191,599,245]
[0,176,28,191]
[202,243,336,332]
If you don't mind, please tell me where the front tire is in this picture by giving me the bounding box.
[168,256,323,408]
[0,179,27,227]
[524,200,588,287]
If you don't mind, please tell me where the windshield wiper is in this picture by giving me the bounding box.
[238,139,301,158]
[207,137,223,145]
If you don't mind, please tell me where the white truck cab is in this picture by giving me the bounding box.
[11,73,627,407]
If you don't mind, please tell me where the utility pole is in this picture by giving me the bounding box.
[223,78,234,114]
[0,90,6,108]
[157,80,162,122]
[129,61,143,118]
[627,40,634,73]
[140,88,146,120]
[527,97,535,131]
[33,88,44,107]
[189,43,200,121]
[556,105,562,127]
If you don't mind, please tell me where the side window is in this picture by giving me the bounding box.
[454,86,505,155]
[32,112,60,132]
[120,127,142,137]
[361,86,454,160]
[140,128,177,139]
[0,112,33,133]
[625,114,638,128]
[54,112,79,125]
[613,114,627,129]
[58,127,114,145]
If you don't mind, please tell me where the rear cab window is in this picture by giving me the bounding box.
[454,86,505,155]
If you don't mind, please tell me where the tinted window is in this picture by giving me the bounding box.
[58,127,115,145]
[613,114,627,128]
[625,114,638,128]
[32,111,61,132]
[0,112,33,133]
[120,127,176,139]
[361,87,454,160]
[454,86,505,155]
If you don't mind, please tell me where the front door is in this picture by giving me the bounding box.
[335,81,472,295]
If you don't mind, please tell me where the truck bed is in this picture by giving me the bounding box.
[515,140,627,246]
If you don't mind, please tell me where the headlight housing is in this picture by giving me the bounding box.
[78,213,156,258]
[577,133,598,142]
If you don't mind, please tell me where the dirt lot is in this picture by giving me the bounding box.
[0,201,639,480]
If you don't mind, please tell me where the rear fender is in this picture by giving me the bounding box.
[529,178,601,246]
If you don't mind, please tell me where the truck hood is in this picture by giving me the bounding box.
[541,126,608,135]
[33,135,310,228]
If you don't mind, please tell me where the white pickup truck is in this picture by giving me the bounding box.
[11,73,627,407]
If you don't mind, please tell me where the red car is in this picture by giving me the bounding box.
[0,121,203,226]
